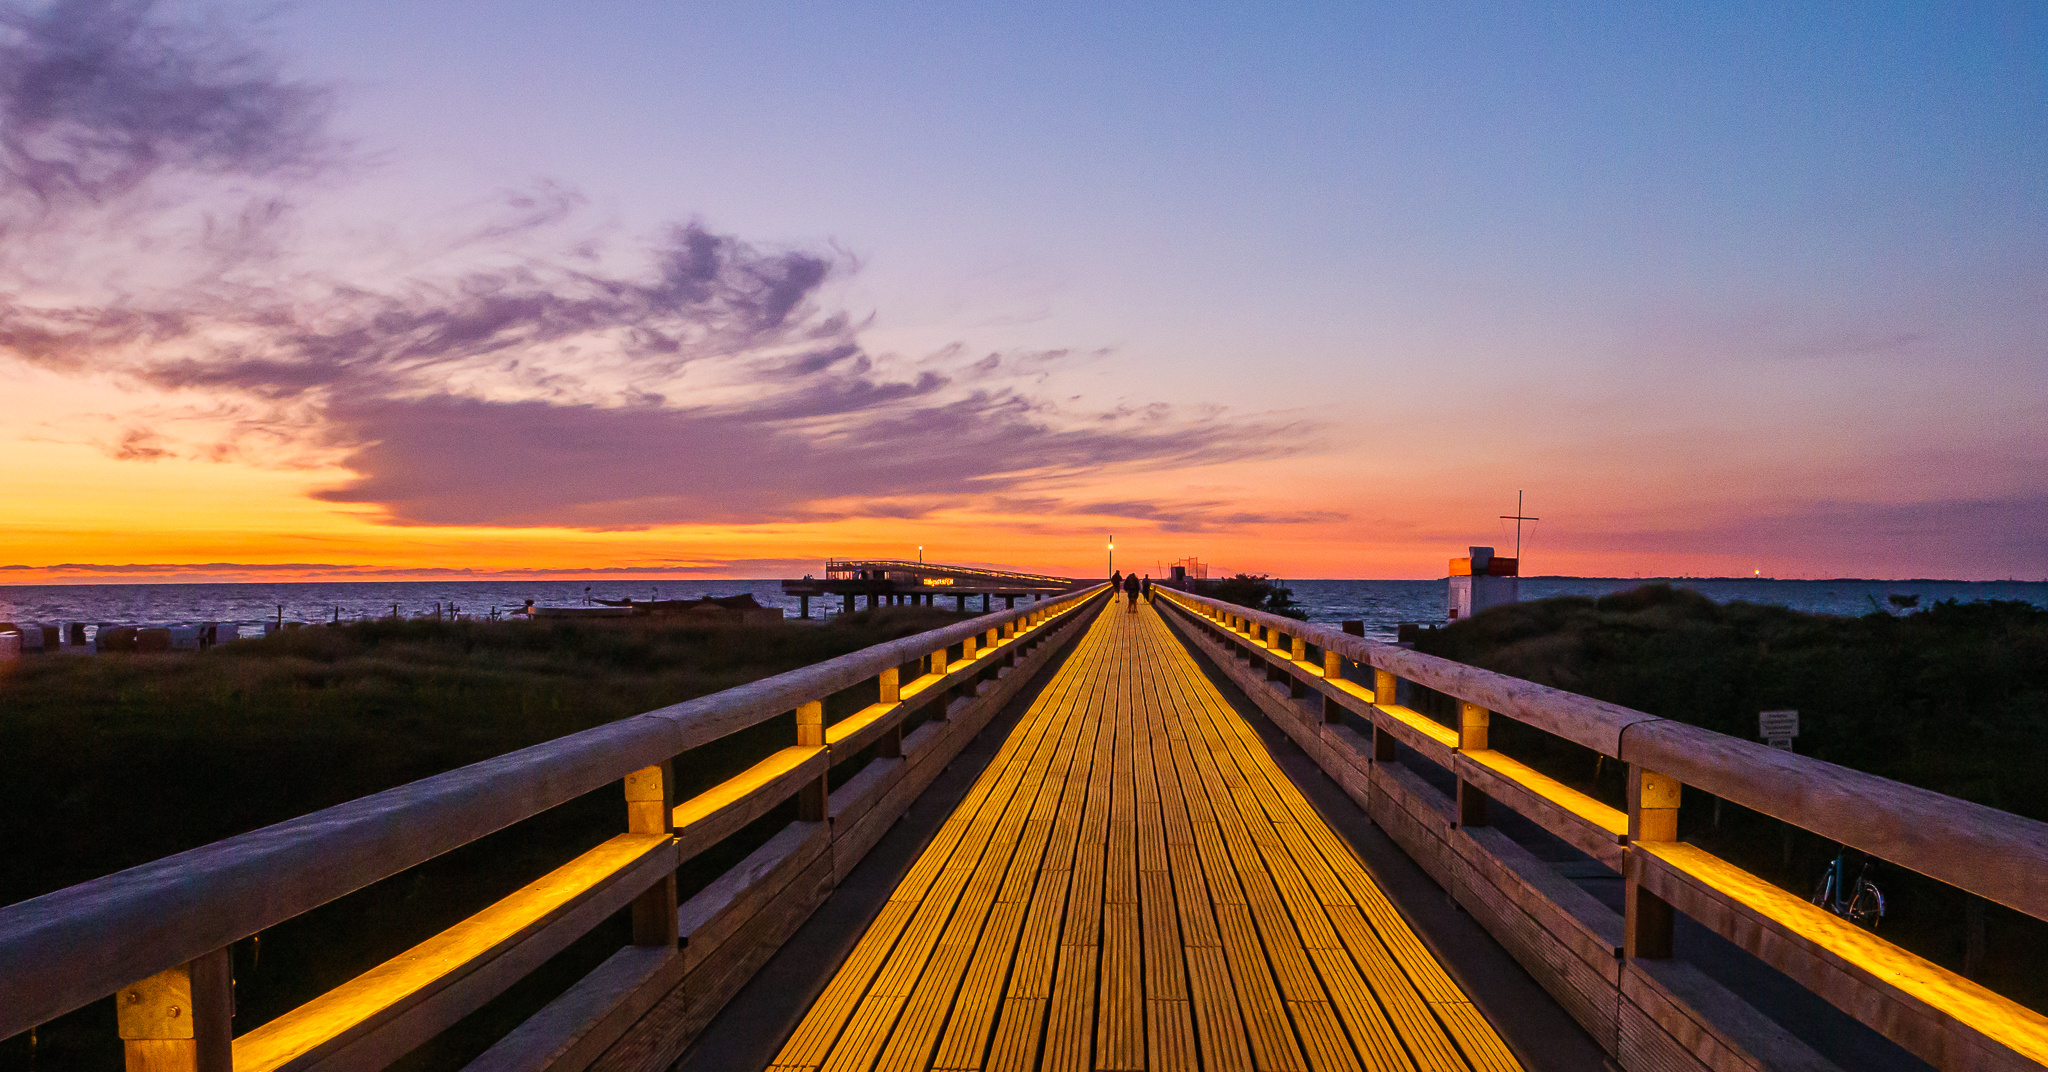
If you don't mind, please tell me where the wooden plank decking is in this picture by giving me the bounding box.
[768,599,1523,1072]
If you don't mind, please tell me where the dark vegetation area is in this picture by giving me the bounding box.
[1411,584,2048,1011]
[0,606,970,1071]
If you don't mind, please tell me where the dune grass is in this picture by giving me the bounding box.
[1415,584,2048,1011]
[0,606,969,1070]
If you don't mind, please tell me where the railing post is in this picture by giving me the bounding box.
[1458,701,1488,750]
[624,762,678,946]
[797,701,828,822]
[1625,766,1681,959]
[1322,650,1343,724]
[1456,702,1489,827]
[118,948,233,1072]
[874,664,906,756]
[1291,635,1306,662]
[1371,667,1398,761]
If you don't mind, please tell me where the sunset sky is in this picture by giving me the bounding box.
[3,1,2043,582]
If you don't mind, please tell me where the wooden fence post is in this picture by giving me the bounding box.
[1371,668,1398,761]
[117,948,233,1072]
[1456,702,1490,827]
[1626,766,1681,959]
[877,668,903,758]
[1323,650,1344,724]
[624,762,678,946]
[797,701,828,822]
[1373,668,1397,708]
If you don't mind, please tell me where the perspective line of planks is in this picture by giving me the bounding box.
[767,601,1524,1072]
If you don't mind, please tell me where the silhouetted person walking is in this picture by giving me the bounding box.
[1110,569,1123,603]
[1141,574,1152,603]
[1123,572,1140,611]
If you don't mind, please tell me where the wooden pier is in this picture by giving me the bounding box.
[5,581,2048,1072]
[769,601,1518,1072]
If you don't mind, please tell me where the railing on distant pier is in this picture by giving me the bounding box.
[1154,587,2048,1072]
[0,586,1109,1072]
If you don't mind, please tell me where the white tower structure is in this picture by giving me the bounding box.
[1448,545,1519,622]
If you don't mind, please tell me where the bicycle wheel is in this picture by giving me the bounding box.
[1848,881,1886,927]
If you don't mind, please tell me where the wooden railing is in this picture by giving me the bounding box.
[0,586,1109,1072]
[1154,587,2048,1072]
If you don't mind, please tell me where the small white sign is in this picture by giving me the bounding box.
[1759,709,1799,740]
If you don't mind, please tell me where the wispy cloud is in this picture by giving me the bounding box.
[0,0,332,215]
[991,496,1346,534]
[0,0,1324,536]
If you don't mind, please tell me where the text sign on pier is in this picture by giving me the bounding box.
[1759,709,1799,749]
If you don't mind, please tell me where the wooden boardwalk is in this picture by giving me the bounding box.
[767,600,1524,1072]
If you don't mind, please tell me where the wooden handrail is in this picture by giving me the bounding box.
[1154,587,2048,1072]
[1159,587,2048,923]
[0,586,1108,1044]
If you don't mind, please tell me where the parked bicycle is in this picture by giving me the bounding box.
[1812,848,1885,928]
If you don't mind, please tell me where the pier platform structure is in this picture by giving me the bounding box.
[784,560,1083,617]
[760,600,1523,1072]
[7,582,2048,1072]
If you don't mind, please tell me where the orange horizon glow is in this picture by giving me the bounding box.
[5,420,2038,585]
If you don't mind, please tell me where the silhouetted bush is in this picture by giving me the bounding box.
[1193,573,1308,620]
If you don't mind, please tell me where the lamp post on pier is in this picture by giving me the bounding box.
[1108,536,1115,579]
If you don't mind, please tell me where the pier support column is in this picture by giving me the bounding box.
[956,595,967,612]
[1625,766,1681,959]
[799,595,810,619]
[981,593,990,612]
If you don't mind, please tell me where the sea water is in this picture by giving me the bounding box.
[1282,577,2048,639]
[2,577,2042,643]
